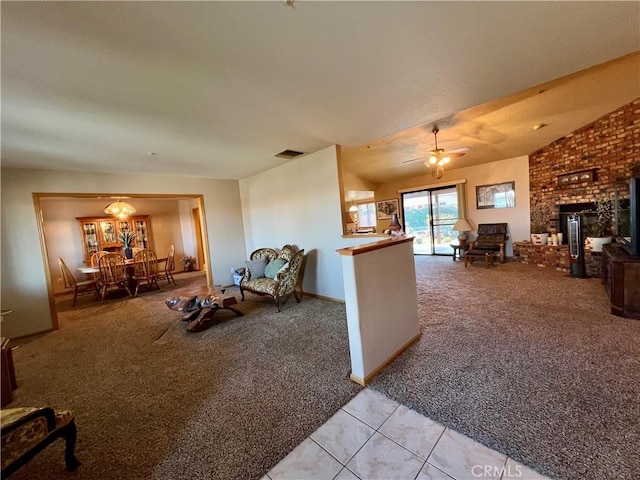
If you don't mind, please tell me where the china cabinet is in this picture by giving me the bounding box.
[77,215,151,264]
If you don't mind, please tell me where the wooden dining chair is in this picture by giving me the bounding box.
[160,245,177,286]
[58,258,98,307]
[97,253,132,303]
[90,251,109,281]
[132,249,161,296]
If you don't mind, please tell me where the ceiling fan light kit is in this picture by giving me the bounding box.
[425,127,456,178]
[401,125,469,179]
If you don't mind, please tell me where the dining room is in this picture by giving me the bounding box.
[38,195,207,313]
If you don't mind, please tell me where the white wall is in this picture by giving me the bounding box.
[178,199,197,262]
[240,146,377,301]
[0,168,246,338]
[463,156,530,253]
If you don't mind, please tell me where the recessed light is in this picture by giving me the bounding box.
[533,123,548,131]
[147,152,158,156]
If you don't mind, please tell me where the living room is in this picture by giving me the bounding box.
[1,2,639,480]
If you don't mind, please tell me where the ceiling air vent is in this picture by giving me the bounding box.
[275,149,304,159]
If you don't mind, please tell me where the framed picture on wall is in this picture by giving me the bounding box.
[375,198,399,219]
[476,181,516,209]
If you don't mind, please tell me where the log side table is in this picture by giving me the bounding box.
[166,291,243,333]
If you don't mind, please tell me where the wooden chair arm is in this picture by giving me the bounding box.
[1,408,56,435]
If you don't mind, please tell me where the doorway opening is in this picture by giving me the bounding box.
[33,193,210,330]
[402,186,459,255]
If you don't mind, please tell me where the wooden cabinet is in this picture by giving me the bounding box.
[77,216,151,264]
[602,243,640,319]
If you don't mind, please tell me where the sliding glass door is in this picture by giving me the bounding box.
[402,186,459,255]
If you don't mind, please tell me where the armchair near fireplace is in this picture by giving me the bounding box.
[464,223,509,267]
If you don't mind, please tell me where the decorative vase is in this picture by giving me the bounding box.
[585,236,612,252]
[530,233,549,245]
[124,248,133,259]
[386,213,403,233]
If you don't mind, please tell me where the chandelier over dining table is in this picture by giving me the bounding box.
[104,198,136,219]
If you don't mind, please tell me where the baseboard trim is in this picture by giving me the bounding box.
[350,332,421,386]
[302,292,345,304]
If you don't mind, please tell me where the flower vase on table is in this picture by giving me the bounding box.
[124,248,133,259]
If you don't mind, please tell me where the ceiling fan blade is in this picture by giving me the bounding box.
[401,156,427,164]
[447,152,467,159]
[445,146,471,154]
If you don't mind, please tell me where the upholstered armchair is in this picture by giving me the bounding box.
[1,407,80,477]
[464,223,509,268]
[240,245,305,312]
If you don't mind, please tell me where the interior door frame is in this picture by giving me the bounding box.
[192,207,206,271]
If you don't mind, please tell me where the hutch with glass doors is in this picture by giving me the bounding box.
[77,215,151,265]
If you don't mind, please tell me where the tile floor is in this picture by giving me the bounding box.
[263,389,552,480]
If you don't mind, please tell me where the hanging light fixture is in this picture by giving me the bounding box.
[424,127,451,179]
[348,203,359,222]
[420,126,470,179]
[402,126,469,180]
[104,198,136,219]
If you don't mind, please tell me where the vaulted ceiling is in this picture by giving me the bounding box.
[2,2,639,181]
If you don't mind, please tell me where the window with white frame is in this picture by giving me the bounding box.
[357,202,376,227]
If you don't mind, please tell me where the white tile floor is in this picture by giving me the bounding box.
[263,389,552,480]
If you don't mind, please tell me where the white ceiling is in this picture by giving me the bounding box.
[2,1,639,181]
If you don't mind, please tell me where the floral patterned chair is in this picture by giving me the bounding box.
[240,245,305,312]
[1,407,80,477]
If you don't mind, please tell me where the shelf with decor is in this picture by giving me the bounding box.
[77,215,151,264]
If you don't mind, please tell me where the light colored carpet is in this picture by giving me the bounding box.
[9,273,360,480]
[370,256,640,480]
[6,259,640,480]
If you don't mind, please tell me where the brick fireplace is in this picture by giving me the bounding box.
[530,98,638,218]
[516,98,640,275]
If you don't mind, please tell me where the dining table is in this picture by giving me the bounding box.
[78,257,168,275]
[78,257,168,296]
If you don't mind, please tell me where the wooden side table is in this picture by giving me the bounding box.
[450,241,468,261]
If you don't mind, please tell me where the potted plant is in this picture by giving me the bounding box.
[530,201,552,245]
[585,198,613,252]
[181,256,196,271]
[118,230,136,259]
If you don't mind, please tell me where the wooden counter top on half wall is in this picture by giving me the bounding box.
[337,235,419,386]
[337,235,414,256]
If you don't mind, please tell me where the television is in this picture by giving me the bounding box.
[615,171,640,256]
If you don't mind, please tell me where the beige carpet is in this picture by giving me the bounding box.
[8,273,360,480]
[6,259,640,480]
[370,256,640,480]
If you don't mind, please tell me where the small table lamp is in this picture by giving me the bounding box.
[453,218,472,243]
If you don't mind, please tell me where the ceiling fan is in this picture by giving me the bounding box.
[402,126,470,179]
